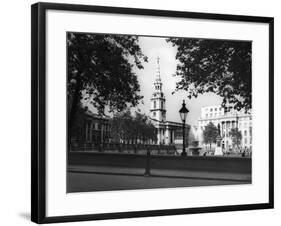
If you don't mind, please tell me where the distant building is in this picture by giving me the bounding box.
[149,57,189,145]
[71,110,111,146]
[197,105,252,150]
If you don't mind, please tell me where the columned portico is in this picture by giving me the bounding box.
[198,105,252,151]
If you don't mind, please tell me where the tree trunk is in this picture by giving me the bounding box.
[68,74,82,153]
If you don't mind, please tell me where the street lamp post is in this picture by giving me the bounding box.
[179,100,189,156]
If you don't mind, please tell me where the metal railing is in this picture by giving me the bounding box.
[70,142,177,155]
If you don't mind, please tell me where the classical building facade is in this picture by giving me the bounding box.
[149,57,189,145]
[70,110,111,146]
[197,105,252,151]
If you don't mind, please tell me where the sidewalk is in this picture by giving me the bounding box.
[68,165,251,182]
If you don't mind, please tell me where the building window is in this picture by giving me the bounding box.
[210,108,213,112]
[161,101,164,109]
[244,138,247,144]
[244,130,247,136]
[153,112,156,117]
[210,113,212,118]
[206,114,208,118]
[154,101,156,109]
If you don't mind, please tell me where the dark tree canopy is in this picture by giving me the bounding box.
[229,128,242,150]
[203,122,219,147]
[109,110,157,144]
[167,38,252,112]
[67,33,147,142]
[133,112,157,143]
[68,33,147,114]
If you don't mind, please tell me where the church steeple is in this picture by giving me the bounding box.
[153,56,163,92]
[150,57,166,122]
[156,56,161,83]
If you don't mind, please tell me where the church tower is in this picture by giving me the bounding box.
[150,57,166,122]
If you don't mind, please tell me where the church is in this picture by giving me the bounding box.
[149,57,190,145]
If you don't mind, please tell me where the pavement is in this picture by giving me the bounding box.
[67,165,251,192]
[68,164,251,183]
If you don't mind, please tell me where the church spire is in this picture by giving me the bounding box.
[150,56,166,122]
[156,56,161,82]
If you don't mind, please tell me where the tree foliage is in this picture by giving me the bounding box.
[167,38,252,111]
[229,128,242,151]
[67,32,147,140]
[69,104,88,143]
[109,110,157,144]
[203,122,219,148]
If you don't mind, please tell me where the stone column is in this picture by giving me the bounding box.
[224,121,227,137]
[223,121,227,137]
[161,129,164,144]
[85,123,88,142]
[221,121,224,137]
[89,122,93,143]
[100,120,104,144]
[157,128,161,145]
[219,122,222,137]
[227,121,230,136]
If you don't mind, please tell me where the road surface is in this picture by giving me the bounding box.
[67,165,251,192]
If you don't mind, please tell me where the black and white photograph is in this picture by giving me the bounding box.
[29,2,274,224]
[67,32,252,193]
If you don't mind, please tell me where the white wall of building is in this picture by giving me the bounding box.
[198,105,252,150]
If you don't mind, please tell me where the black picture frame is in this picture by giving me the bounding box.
[31,2,274,224]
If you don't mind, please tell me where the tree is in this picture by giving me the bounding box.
[203,122,219,149]
[229,128,242,152]
[69,104,88,145]
[109,110,133,144]
[67,33,147,141]
[109,111,157,144]
[134,112,157,144]
[167,38,252,112]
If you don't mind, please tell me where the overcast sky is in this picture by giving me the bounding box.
[133,36,223,126]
